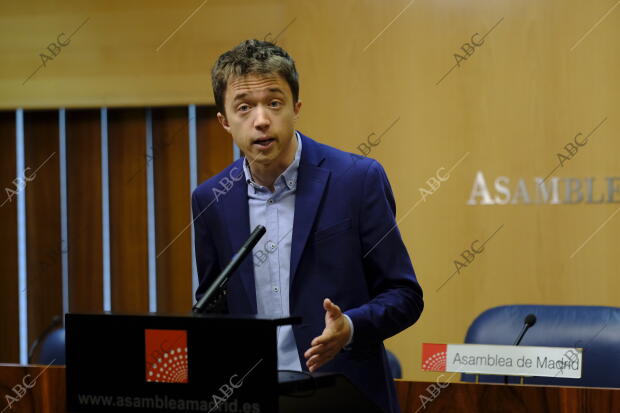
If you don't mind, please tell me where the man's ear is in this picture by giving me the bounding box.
[293,100,302,123]
[217,112,232,134]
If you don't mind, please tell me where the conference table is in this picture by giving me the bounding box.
[1,364,619,412]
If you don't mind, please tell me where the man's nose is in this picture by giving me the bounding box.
[254,106,271,129]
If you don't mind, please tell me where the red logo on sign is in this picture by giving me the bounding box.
[145,329,188,383]
[422,343,447,371]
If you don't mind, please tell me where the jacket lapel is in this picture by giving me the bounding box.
[219,134,329,311]
[290,134,330,284]
[221,159,257,313]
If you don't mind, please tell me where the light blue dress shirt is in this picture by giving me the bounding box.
[243,131,353,371]
[243,132,303,371]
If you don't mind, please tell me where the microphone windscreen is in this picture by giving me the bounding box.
[524,313,537,327]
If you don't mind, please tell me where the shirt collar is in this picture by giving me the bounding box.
[243,131,302,192]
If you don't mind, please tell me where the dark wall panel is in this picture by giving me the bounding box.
[197,106,233,183]
[66,110,103,313]
[153,107,192,313]
[24,110,62,351]
[108,108,149,312]
[0,111,18,362]
[0,106,231,363]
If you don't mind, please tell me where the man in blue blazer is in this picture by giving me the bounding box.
[192,39,423,413]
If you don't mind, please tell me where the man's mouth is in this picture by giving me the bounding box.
[253,137,276,147]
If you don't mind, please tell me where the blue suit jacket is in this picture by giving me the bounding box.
[192,132,424,413]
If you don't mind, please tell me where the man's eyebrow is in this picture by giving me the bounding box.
[232,92,248,103]
[267,87,285,95]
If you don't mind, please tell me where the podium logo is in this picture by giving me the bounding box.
[145,329,189,383]
[422,343,447,372]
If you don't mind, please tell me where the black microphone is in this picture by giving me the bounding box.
[504,314,536,384]
[514,314,536,346]
[192,225,266,314]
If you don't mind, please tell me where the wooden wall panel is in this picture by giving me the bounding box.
[0,105,232,364]
[197,106,233,183]
[108,109,149,312]
[66,110,102,313]
[0,365,67,412]
[153,107,192,313]
[395,380,620,413]
[0,111,18,363]
[24,110,62,351]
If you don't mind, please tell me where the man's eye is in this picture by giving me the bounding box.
[270,101,282,108]
[238,104,250,112]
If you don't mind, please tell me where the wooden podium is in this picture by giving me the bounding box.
[1,366,619,412]
[64,312,288,412]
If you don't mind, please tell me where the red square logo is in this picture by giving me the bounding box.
[145,329,188,383]
[421,343,447,372]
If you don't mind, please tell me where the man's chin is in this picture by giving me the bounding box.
[247,151,278,166]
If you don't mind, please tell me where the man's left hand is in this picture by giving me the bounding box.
[304,298,351,372]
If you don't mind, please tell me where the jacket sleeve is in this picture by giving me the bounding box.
[344,160,424,346]
[192,190,221,303]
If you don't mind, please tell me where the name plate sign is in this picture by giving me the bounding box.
[421,343,582,378]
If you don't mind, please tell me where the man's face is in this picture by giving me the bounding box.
[217,73,301,167]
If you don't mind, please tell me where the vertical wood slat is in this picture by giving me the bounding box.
[66,110,103,313]
[153,107,192,313]
[0,111,19,363]
[197,106,234,183]
[24,110,62,356]
[108,108,149,312]
[193,106,233,301]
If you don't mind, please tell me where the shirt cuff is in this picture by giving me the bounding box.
[343,314,354,349]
